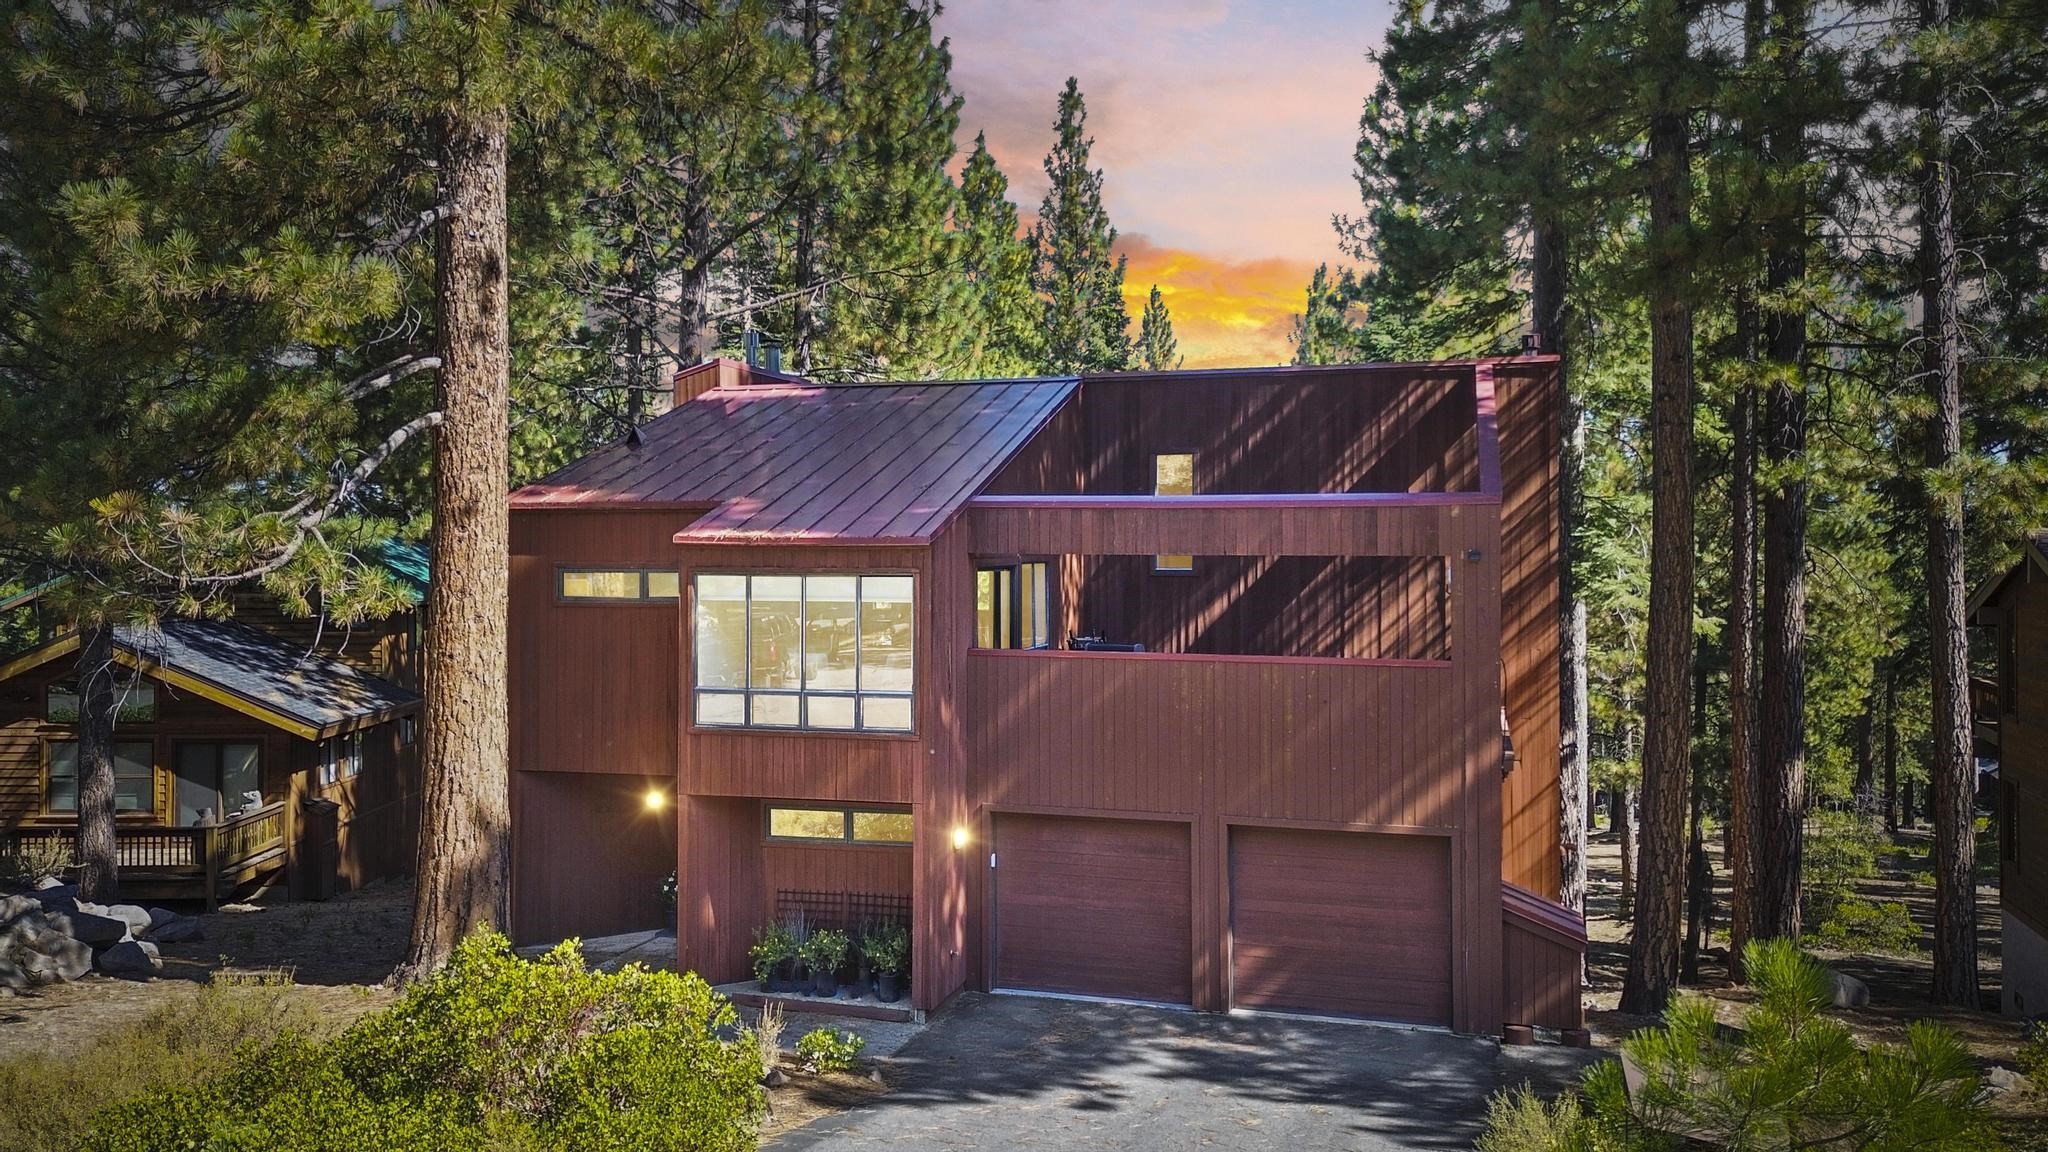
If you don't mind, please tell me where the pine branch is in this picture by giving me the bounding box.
[341,353,441,402]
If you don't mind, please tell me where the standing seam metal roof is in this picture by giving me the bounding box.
[510,378,1079,543]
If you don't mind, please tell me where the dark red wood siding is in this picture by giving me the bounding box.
[1229,827,1452,1025]
[1495,361,1564,897]
[511,769,675,945]
[994,814,1192,1003]
[1501,882,1587,1030]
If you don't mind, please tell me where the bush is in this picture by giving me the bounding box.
[794,1028,865,1074]
[1803,810,1884,930]
[862,922,908,975]
[0,982,315,1152]
[2020,1020,2048,1082]
[802,928,849,976]
[76,932,764,1152]
[1475,940,1997,1152]
[750,921,796,983]
[0,835,71,888]
[1814,898,1922,954]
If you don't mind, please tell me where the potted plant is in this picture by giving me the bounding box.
[865,922,908,1003]
[847,922,874,999]
[749,923,794,993]
[781,913,810,991]
[803,928,848,997]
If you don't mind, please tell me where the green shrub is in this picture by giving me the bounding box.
[0,834,71,887]
[1474,940,1997,1151]
[863,922,908,975]
[75,932,763,1152]
[2020,1021,2048,1082]
[794,1028,865,1074]
[0,982,316,1152]
[751,921,796,983]
[802,928,849,976]
[1803,810,1884,930]
[1814,898,1922,954]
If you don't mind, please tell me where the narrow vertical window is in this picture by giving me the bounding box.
[1154,453,1194,573]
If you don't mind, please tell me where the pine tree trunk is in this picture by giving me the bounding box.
[1619,783,1639,912]
[1919,0,1978,1005]
[1727,0,1765,982]
[1622,35,1695,1013]
[1852,691,1876,820]
[1883,667,1900,832]
[1753,0,1811,944]
[1683,641,1710,984]
[399,102,512,981]
[74,622,120,900]
[1535,215,1591,923]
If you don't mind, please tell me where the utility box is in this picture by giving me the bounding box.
[299,797,341,902]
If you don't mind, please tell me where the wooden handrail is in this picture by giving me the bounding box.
[6,800,287,909]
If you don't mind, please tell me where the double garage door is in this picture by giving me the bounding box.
[992,815,1450,1025]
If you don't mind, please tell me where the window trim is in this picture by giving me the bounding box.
[319,731,364,788]
[689,571,917,736]
[974,560,1052,650]
[555,567,681,604]
[763,804,914,847]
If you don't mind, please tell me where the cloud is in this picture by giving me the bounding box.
[1116,234,1314,368]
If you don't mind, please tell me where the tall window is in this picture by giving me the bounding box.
[1154,453,1194,573]
[975,562,1050,649]
[693,573,914,732]
[47,741,154,814]
[174,742,261,825]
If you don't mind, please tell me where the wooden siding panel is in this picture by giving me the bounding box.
[511,769,675,946]
[1501,884,1587,1030]
[1496,361,1564,898]
[510,509,688,778]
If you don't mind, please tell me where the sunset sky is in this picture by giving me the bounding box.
[935,0,1390,368]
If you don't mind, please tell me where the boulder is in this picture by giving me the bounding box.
[44,908,128,948]
[0,909,52,952]
[25,932,94,982]
[147,916,204,945]
[146,907,179,933]
[1983,1066,2030,1098]
[0,893,38,926]
[0,955,31,992]
[1823,967,1870,1009]
[95,939,161,978]
[104,904,153,937]
[33,876,71,892]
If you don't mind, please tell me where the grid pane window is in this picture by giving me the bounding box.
[767,806,912,845]
[692,574,914,733]
[559,569,680,601]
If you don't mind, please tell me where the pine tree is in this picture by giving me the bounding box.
[1290,264,1354,365]
[1136,285,1181,371]
[955,133,1044,376]
[1031,78,1130,373]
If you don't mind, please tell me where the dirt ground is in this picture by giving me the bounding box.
[1580,825,2046,1147]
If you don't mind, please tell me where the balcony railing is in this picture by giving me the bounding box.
[5,800,287,909]
[1970,676,2000,719]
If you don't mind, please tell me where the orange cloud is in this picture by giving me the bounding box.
[1116,235,1313,369]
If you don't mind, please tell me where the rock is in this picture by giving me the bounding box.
[0,955,31,992]
[146,907,178,933]
[762,1067,788,1088]
[104,904,153,937]
[0,909,52,951]
[0,893,38,926]
[1823,967,1869,1009]
[1983,1066,2030,1097]
[33,884,77,904]
[95,939,161,978]
[148,916,204,944]
[33,876,70,892]
[43,908,128,948]
[26,932,94,982]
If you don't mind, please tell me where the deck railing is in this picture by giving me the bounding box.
[1970,676,2000,720]
[4,800,287,908]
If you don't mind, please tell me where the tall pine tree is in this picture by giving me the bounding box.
[955,132,1044,375]
[1136,284,1181,371]
[1031,78,1129,373]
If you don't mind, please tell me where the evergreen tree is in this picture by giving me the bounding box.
[955,133,1044,376]
[1136,285,1181,371]
[1031,78,1130,373]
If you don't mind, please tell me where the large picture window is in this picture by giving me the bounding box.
[693,573,914,733]
[47,741,154,814]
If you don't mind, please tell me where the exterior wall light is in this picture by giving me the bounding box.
[643,788,668,812]
[951,825,970,850]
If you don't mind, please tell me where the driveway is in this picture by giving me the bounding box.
[767,993,1604,1151]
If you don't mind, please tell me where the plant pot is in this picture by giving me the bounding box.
[758,975,774,993]
[877,972,900,1003]
[813,970,839,997]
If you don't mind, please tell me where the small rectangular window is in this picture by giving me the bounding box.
[558,569,679,602]
[1154,453,1194,573]
[47,681,156,724]
[766,805,912,845]
[398,716,417,747]
[768,807,848,841]
[974,562,1051,650]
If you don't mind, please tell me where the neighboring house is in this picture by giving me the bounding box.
[1969,532,2048,1020]
[507,356,1583,1037]
[0,545,427,905]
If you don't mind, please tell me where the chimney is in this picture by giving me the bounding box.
[672,358,751,409]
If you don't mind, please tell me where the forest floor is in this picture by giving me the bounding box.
[1580,826,2046,1147]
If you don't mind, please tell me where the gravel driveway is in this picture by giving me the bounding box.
[766,992,1603,1151]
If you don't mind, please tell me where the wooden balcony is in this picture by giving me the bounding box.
[6,801,288,909]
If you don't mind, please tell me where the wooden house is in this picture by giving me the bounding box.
[1969,532,2048,1019]
[507,357,1584,1037]
[0,551,425,904]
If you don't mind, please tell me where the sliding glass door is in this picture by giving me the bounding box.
[173,742,261,826]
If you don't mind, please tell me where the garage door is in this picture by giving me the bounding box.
[994,815,1191,1004]
[1230,827,1451,1025]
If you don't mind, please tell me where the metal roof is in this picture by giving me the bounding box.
[511,378,1080,544]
